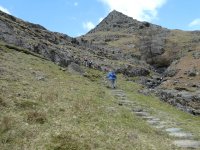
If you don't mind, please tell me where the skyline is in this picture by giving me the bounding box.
[0,0,200,37]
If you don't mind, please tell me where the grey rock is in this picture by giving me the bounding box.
[134,111,149,117]
[193,51,200,59]
[166,128,182,133]
[188,68,197,77]
[155,89,200,115]
[169,132,193,138]
[173,140,200,148]
[68,62,85,75]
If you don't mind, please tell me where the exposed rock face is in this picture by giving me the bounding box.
[155,89,200,115]
[87,10,171,68]
[123,67,150,77]
[0,10,74,67]
[68,62,85,75]
[89,10,145,33]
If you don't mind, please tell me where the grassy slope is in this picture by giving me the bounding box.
[0,43,200,150]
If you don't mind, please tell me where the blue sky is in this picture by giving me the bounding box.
[0,0,200,37]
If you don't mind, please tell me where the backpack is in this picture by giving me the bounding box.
[111,72,116,79]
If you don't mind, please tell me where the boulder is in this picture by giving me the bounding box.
[68,62,85,75]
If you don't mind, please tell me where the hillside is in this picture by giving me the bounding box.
[0,8,199,115]
[1,40,200,149]
[79,10,200,115]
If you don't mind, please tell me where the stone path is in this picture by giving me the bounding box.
[111,89,200,149]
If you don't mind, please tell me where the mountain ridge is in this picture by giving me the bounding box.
[88,10,165,34]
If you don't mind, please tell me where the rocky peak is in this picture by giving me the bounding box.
[105,10,134,23]
[87,10,160,34]
[0,10,47,31]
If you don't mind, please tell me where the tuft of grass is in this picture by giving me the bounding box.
[83,68,103,82]
[0,96,7,107]
[0,116,13,133]
[15,99,38,109]
[26,111,47,124]
[40,90,59,102]
[47,131,91,150]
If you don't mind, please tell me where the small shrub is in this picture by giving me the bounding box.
[143,22,150,27]
[0,116,13,133]
[47,132,91,150]
[105,39,111,42]
[71,38,79,45]
[42,91,58,102]
[26,111,47,124]
[83,71,102,82]
[15,99,38,109]
[0,96,7,107]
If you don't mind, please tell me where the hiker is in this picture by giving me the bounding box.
[106,70,117,89]
[83,57,88,67]
[88,60,93,68]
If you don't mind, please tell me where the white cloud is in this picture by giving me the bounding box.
[99,17,104,22]
[99,0,166,21]
[74,2,78,6]
[189,18,200,27]
[0,6,11,14]
[83,21,95,31]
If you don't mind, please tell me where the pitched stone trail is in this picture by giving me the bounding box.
[111,89,200,149]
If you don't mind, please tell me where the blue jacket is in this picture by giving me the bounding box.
[107,71,117,80]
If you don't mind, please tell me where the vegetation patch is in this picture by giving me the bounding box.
[83,68,103,82]
[0,96,7,107]
[47,131,91,150]
[0,116,14,133]
[15,99,38,109]
[26,111,47,124]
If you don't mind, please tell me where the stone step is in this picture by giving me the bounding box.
[165,128,182,133]
[147,119,160,125]
[114,94,126,97]
[141,116,155,120]
[132,108,144,111]
[111,89,124,92]
[134,111,149,117]
[118,100,136,104]
[145,117,160,125]
[112,91,125,94]
[150,120,168,129]
[173,140,200,149]
[118,96,127,100]
[169,132,193,139]
[154,125,166,129]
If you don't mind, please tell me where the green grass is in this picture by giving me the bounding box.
[117,75,200,139]
[0,42,199,150]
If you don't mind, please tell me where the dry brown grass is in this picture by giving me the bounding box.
[47,131,91,150]
[26,111,47,124]
[0,116,13,133]
[0,96,7,107]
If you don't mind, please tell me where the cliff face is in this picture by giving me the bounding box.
[0,10,77,67]
[0,10,200,114]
